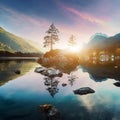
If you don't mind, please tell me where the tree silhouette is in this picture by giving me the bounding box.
[68,73,77,86]
[68,35,76,46]
[43,24,59,51]
[44,76,59,97]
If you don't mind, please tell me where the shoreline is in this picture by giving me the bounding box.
[0,57,39,60]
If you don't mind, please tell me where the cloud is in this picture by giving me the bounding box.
[65,7,104,25]
[56,1,106,25]
[1,0,120,49]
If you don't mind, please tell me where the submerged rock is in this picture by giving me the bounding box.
[34,67,63,77]
[14,70,21,74]
[114,82,120,87]
[34,66,46,73]
[62,83,67,87]
[38,104,61,120]
[73,87,95,95]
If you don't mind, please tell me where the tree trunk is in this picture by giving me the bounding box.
[50,35,53,51]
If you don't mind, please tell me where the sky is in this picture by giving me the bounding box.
[0,0,120,50]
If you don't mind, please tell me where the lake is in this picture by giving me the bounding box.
[0,60,120,120]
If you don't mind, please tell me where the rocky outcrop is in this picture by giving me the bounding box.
[34,66,46,73]
[37,49,79,74]
[34,67,63,77]
[14,70,21,74]
[73,87,95,95]
[62,83,67,87]
[38,104,61,120]
[113,82,120,87]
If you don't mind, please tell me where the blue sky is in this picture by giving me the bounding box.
[0,0,120,49]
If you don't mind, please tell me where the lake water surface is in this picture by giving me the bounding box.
[0,60,120,120]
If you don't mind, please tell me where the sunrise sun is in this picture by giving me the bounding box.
[68,44,83,53]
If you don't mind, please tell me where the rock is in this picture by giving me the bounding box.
[34,67,63,77]
[34,67,46,73]
[44,81,51,86]
[73,87,95,95]
[14,70,21,74]
[46,68,63,77]
[38,104,52,112]
[114,82,120,87]
[38,104,61,120]
[62,83,67,87]
[114,66,118,69]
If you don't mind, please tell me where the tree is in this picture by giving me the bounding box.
[44,76,59,97]
[68,35,76,46]
[43,24,59,51]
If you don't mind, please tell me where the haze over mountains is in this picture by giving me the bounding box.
[86,33,120,50]
[0,26,120,54]
[0,27,41,53]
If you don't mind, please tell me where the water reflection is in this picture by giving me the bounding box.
[81,65,120,82]
[83,53,120,65]
[0,60,38,86]
[44,76,59,97]
[0,60,120,120]
[41,69,79,97]
[68,73,77,86]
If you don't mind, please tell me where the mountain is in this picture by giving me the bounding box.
[0,42,14,52]
[0,27,41,53]
[86,33,120,50]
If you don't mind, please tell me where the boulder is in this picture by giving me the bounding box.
[38,104,61,120]
[34,67,46,73]
[14,70,21,74]
[73,87,95,95]
[62,83,67,87]
[114,82,120,87]
[34,67,63,77]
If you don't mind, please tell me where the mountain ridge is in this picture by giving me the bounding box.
[86,33,120,50]
[0,27,41,53]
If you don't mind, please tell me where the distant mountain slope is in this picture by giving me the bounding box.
[0,27,41,53]
[86,33,120,50]
[0,42,14,52]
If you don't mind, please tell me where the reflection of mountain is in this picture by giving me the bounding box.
[81,65,120,82]
[86,33,120,50]
[0,60,38,86]
[0,27,40,53]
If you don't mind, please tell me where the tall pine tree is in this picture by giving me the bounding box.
[68,35,76,46]
[43,24,59,51]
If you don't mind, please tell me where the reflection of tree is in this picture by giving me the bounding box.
[68,73,77,86]
[44,77,59,97]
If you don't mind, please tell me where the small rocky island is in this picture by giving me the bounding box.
[37,49,80,73]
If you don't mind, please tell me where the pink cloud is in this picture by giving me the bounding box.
[1,3,118,48]
[65,7,104,25]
